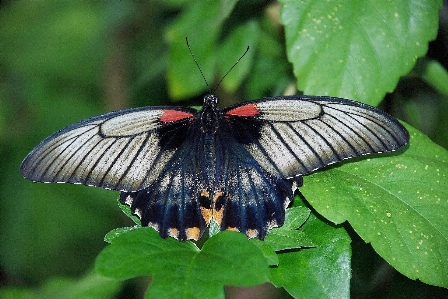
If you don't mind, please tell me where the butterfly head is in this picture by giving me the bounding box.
[203,94,218,107]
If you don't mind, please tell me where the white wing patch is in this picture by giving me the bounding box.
[256,100,321,121]
[100,109,164,137]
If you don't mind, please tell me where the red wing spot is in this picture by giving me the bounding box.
[225,103,260,118]
[160,110,193,123]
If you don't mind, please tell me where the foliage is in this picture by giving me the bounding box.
[1,0,447,298]
[0,271,121,299]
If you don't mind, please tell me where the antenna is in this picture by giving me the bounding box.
[186,37,211,93]
[186,37,249,94]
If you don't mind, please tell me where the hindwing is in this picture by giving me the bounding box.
[212,122,301,239]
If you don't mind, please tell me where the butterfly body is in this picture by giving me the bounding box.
[20,95,409,241]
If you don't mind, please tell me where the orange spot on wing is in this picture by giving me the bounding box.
[225,103,259,117]
[160,110,193,123]
[168,228,179,239]
[246,229,259,239]
[201,207,213,226]
[200,190,212,225]
[185,227,201,240]
[212,191,224,226]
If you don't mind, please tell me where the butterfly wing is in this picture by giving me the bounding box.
[20,106,197,192]
[223,96,409,180]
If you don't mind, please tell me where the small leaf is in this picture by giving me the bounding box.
[279,0,442,105]
[96,228,270,298]
[208,218,220,238]
[281,205,311,230]
[117,197,140,225]
[302,124,448,287]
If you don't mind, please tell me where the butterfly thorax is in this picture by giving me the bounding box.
[198,94,221,190]
[200,94,221,134]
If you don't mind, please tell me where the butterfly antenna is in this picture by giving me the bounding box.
[186,37,211,93]
[213,45,249,94]
[186,37,250,94]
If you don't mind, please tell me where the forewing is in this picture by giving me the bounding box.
[223,96,409,179]
[20,106,196,192]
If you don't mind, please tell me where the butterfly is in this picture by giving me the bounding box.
[20,94,409,241]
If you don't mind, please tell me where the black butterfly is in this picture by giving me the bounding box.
[20,95,409,241]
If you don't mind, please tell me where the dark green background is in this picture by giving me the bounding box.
[1,1,447,298]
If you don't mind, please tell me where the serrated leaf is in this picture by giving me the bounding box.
[279,0,442,105]
[96,228,269,299]
[301,124,448,287]
[271,214,351,299]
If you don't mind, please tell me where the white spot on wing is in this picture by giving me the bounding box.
[256,100,321,121]
[101,109,164,137]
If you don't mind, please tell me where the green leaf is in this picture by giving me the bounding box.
[245,19,292,100]
[279,0,442,105]
[95,228,270,298]
[165,0,238,99]
[218,20,260,92]
[271,213,351,298]
[117,196,141,225]
[301,124,448,287]
[103,226,139,243]
[251,206,314,266]
[252,206,315,252]
[416,58,448,96]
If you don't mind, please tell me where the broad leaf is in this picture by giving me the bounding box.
[279,0,442,105]
[301,124,448,287]
[96,229,270,299]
